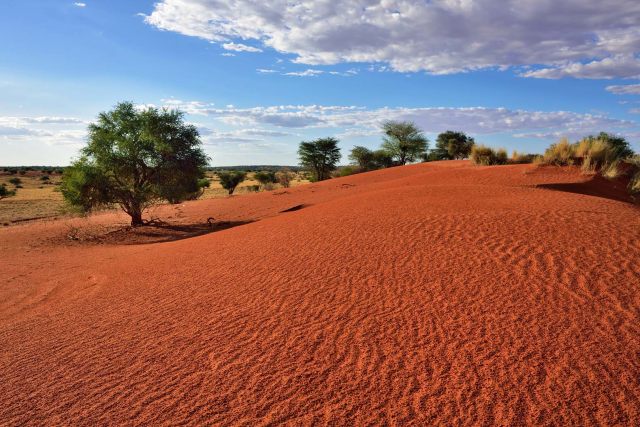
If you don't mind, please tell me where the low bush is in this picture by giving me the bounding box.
[0,183,16,199]
[542,138,575,165]
[9,177,22,186]
[511,151,536,164]
[470,145,508,165]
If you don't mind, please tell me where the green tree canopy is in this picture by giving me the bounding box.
[434,130,475,160]
[381,121,429,165]
[298,137,341,181]
[218,171,246,195]
[61,102,209,225]
[254,171,277,186]
[348,146,377,170]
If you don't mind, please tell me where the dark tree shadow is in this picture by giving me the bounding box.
[537,175,634,204]
[86,220,254,245]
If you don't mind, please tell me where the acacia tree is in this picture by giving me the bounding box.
[298,137,341,181]
[349,146,376,170]
[218,171,246,195]
[61,102,209,226]
[434,130,475,160]
[381,121,429,165]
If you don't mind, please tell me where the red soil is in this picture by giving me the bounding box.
[1,161,639,425]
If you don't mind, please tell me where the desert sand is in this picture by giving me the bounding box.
[1,161,639,425]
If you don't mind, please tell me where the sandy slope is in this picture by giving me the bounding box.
[1,161,639,425]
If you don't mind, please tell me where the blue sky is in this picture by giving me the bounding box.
[1,0,640,166]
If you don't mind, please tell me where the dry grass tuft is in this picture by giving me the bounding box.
[470,145,508,165]
[542,138,575,166]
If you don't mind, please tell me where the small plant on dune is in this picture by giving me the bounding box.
[511,151,535,164]
[542,138,575,166]
[0,183,16,200]
[9,177,22,186]
[470,145,508,165]
[470,145,495,165]
[575,138,615,168]
[495,148,508,165]
[580,155,597,175]
[601,160,622,180]
[218,171,246,195]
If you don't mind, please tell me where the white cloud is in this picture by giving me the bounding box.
[73,2,86,7]
[220,53,235,57]
[257,68,277,73]
[221,42,262,53]
[630,109,640,114]
[283,69,324,77]
[522,55,640,79]
[145,0,640,77]
[156,101,637,141]
[606,83,640,95]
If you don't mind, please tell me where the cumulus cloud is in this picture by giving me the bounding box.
[157,100,636,141]
[221,42,262,53]
[606,83,640,95]
[522,55,640,79]
[144,0,640,77]
[0,116,87,147]
[73,2,86,7]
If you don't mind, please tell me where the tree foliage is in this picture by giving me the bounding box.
[218,171,246,195]
[298,137,341,181]
[254,171,277,186]
[60,102,209,225]
[349,146,377,170]
[381,121,428,165]
[434,130,475,160]
[0,183,16,200]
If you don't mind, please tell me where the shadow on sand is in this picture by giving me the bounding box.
[537,175,634,204]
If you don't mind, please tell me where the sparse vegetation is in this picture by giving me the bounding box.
[0,184,16,200]
[9,178,22,186]
[218,171,247,195]
[542,138,575,166]
[511,151,536,164]
[470,145,508,165]
[276,169,294,188]
[298,137,341,181]
[61,102,209,225]
[254,171,277,188]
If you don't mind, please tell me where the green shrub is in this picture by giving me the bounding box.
[218,171,246,195]
[0,183,16,200]
[40,175,50,181]
[8,177,22,186]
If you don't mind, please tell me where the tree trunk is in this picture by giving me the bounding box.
[130,210,144,226]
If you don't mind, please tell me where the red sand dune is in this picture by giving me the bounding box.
[1,161,639,425]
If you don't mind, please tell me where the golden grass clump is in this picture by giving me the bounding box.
[575,138,615,167]
[542,138,575,166]
[470,145,508,165]
[601,160,621,180]
[511,151,535,164]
